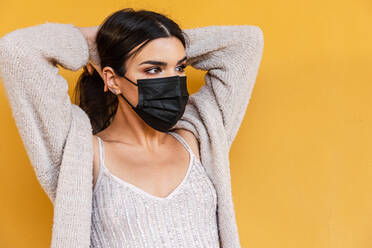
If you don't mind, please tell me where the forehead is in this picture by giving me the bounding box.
[129,37,186,65]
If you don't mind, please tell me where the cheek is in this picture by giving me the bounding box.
[118,77,139,104]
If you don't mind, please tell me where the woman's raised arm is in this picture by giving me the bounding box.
[0,22,91,202]
[172,25,264,148]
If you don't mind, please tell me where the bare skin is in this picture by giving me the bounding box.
[78,26,200,198]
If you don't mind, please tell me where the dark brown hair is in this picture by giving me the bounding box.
[73,8,188,134]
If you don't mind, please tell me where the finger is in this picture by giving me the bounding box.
[86,64,93,75]
[89,62,101,74]
[88,61,104,80]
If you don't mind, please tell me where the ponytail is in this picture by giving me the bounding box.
[73,66,118,134]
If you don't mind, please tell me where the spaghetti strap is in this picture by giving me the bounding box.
[94,136,105,193]
[96,136,106,170]
[168,131,193,155]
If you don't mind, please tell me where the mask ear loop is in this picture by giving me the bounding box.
[118,75,138,109]
[123,75,138,86]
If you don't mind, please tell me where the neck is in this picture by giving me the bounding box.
[101,97,168,149]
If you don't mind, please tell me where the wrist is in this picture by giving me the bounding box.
[77,26,101,66]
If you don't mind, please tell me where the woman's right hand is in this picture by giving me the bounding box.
[86,61,102,77]
[77,25,104,79]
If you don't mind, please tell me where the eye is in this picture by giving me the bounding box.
[177,64,187,72]
[144,67,161,74]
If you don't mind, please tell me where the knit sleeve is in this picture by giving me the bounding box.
[172,25,264,148]
[0,22,90,201]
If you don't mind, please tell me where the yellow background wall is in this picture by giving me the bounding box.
[0,0,371,247]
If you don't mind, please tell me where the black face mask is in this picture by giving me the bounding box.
[119,75,189,133]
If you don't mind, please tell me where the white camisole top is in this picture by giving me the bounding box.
[90,131,220,248]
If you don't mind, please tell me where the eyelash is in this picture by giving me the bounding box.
[144,64,187,74]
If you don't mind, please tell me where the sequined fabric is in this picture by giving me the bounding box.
[90,131,220,247]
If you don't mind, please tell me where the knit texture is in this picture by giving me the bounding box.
[0,22,264,247]
[91,132,219,247]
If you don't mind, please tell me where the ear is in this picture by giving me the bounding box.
[102,68,121,94]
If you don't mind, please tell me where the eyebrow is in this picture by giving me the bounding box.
[139,56,187,66]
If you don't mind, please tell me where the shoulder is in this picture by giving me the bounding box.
[173,128,200,161]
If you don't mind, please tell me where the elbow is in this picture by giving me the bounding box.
[247,25,264,54]
[0,32,23,63]
[237,25,264,58]
[256,26,264,57]
[255,25,264,46]
[0,36,10,57]
[0,26,36,60]
[0,37,12,69]
[239,25,264,66]
[0,28,20,52]
[255,26,264,59]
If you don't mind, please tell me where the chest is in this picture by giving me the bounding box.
[95,151,216,200]
[101,140,193,199]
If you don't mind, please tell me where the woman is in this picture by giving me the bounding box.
[0,7,264,248]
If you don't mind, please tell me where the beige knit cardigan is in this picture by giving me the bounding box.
[0,21,264,247]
